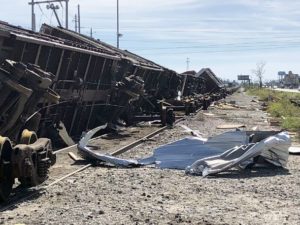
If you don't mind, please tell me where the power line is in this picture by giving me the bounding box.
[138,44,300,55]
[79,25,300,35]
[29,0,69,31]
[128,41,300,51]
[75,30,300,44]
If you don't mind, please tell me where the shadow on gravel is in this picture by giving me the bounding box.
[101,133,132,140]
[71,160,89,166]
[0,186,44,211]
[206,167,290,179]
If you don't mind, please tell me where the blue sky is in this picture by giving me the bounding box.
[1,0,300,81]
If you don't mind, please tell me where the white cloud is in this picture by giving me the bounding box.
[0,0,300,79]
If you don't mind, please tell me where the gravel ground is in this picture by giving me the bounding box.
[1,90,300,225]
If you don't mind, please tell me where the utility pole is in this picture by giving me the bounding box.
[47,4,62,27]
[28,0,70,30]
[77,4,81,34]
[31,0,36,31]
[74,14,77,32]
[117,0,119,48]
[65,0,69,29]
[186,57,190,71]
[90,27,93,38]
[181,57,190,96]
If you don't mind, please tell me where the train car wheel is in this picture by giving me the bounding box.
[19,139,52,187]
[20,129,38,145]
[0,136,13,202]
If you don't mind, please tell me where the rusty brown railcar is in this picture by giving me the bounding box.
[0,20,230,201]
[0,21,130,143]
[40,24,182,114]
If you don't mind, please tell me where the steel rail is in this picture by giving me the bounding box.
[0,118,184,212]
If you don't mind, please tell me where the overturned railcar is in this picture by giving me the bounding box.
[196,68,227,101]
[0,21,140,143]
[40,24,182,114]
[196,68,224,93]
[180,71,206,96]
[0,21,231,201]
[0,21,229,144]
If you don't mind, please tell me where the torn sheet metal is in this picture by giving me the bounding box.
[186,132,290,176]
[78,124,139,167]
[78,129,248,169]
[77,127,290,177]
[139,131,249,169]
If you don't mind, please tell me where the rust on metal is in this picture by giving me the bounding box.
[0,20,236,201]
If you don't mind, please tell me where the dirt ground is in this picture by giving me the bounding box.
[1,90,300,225]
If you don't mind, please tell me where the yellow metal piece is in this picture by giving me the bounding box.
[20,129,38,145]
[0,136,4,158]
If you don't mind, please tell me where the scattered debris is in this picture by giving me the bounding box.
[186,132,290,176]
[202,113,216,117]
[179,124,205,138]
[68,152,81,161]
[217,124,246,129]
[214,103,240,110]
[251,126,258,131]
[77,128,289,177]
[289,146,300,154]
[268,118,281,126]
[251,99,260,103]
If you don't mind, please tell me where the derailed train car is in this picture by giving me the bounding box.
[0,21,149,200]
[0,21,228,201]
[0,21,159,143]
[196,68,224,93]
[0,21,228,141]
[40,24,182,117]
[39,25,228,116]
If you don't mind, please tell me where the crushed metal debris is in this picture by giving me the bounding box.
[77,126,290,177]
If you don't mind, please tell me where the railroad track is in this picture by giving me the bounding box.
[0,119,184,212]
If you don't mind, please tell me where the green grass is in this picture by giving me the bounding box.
[246,87,300,131]
[246,87,300,101]
[282,117,300,131]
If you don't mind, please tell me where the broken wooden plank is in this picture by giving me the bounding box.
[217,124,246,129]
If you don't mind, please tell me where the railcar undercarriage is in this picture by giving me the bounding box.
[0,21,234,201]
